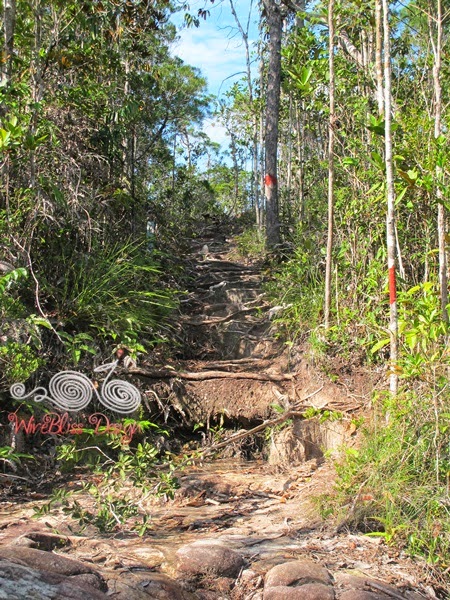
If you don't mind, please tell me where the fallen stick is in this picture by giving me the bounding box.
[198,387,324,456]
[367,581,407,600]
[199,359,272,371]
[130,367,296,382]
[182,305,269,326]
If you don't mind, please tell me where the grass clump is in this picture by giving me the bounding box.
[331,389,450,567]
[234,226,266,261]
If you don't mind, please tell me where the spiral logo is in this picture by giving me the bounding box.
[48,371,93,411]
[10,361,142,414]
[10,383,27,399]
[100,380,141,414]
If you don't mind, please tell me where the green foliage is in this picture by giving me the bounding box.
[0,268,28,299]
[0,446,34,471]
[266,228,324,342]
[0,342,43,386]
[48,240,176,351]
[35,425,179,534]
[370,280,450,380]
[234,226,266,260]
[331,389,450,566]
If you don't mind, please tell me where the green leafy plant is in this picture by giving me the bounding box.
[0,342,43,386]
[234,226,266,260]
[50,240,176,349]
[0,446,34,471]
[48,423,179,534]
[329,388,450,566]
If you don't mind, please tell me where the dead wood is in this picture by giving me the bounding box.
[181,305,269,326]
[367,581,407,600]
[198,260,258,271]
[199,358,272,370]
[130,367,295,382]
[199,294,265,314]
[198,386,324,456]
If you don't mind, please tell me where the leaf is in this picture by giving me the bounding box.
[371,338,390,354]
[397,169,417,186]
[0,128,11,147]
[395,186,408,206]
[27,316,53,329]
[367,124,385,136]
[370,151,384,170]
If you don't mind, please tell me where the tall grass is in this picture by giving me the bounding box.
[333,388,450,567]
[51,240,176,347]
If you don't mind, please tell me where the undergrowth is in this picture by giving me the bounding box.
[34,423,181,535]
[233,226,266,261]
[330,386,450,567]
[258,222,450,570]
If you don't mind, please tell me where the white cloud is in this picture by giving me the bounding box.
[203,118,229,146]
[172,24,249,96]
[170,0,258,154]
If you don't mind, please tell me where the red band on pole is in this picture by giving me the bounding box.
[264,174,277,187]
[389,265,396,305]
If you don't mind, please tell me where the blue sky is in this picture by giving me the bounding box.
[171,0,260,148]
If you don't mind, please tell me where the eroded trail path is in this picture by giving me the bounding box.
[0,223,443,599]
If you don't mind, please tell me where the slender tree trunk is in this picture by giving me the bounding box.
[295,101,305,222]
[259,45,265,227]
[324,0,335,329]
[230,131,240,215]
[429,0,448,322]
[262,0,283,248]
[1,0,16,214]
[228,0,260,226]
[30,0,43,189]
[375,0,384,116]
[382,0,398,395]
[1,0,16,87]
[286,92,293,213]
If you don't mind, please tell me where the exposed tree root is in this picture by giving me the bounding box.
[130,367,295,382]
[181,305,269,325]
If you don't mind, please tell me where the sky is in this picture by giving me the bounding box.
[170,0,260,150]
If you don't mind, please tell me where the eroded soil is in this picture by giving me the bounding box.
[0,222,447,599]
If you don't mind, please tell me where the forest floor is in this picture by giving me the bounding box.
[0,221,447,599]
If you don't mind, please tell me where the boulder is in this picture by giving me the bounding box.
[264,583,335,599]
[0,558,108,600]
[176,540,245,578]
[265,559,332,588]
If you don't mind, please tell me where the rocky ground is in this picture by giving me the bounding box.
[0,222,447,599]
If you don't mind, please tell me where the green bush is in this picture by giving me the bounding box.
[331,389,450,566]
[0,342,42,387]
[48,240,176,350]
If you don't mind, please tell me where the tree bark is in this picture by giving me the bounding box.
[382,0,398,396]
[262,0,283,248]
[429,0,448,322]
[130,367,295,382]
[375,0,384,116]
[324,0,335,330]
[1,0,16,87]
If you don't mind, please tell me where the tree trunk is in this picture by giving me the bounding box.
[1,0,16,87]
[429,0,448,322]
[228,0,260,224]
[259,43,265,228]
[382,0,398,396]
[324,0,335,330]
[375,0,384,116]
[262,0,283,248]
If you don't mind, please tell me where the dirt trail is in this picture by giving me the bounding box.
[0,222,445,599]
